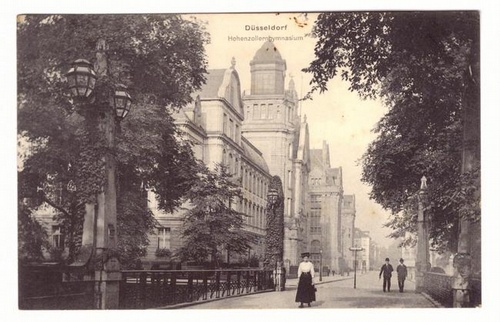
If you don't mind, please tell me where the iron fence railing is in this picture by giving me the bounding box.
[423,272,454,307]
[423,272,481,308]
[119,269,275,309]
[19,264,94,310]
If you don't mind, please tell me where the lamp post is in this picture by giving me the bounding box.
[319,249,323,282]
[66,40,132,309]
[349,246,364,289]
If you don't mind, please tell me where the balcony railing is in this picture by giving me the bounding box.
[119,269,275,309]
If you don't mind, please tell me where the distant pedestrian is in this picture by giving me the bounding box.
[396,258,408,292]
[379,258,394,292]
[295,252,316,308]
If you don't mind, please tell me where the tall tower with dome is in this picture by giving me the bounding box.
[242,41,311,268]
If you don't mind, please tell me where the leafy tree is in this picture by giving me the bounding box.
[304,12,480,252]
[17,14,208,265]
[18,200,48,262]
[177,163,256,268]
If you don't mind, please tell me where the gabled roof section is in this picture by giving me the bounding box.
[192,60,244,118]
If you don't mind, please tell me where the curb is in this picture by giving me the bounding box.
[156,289,275,309]
[420,292,445,308]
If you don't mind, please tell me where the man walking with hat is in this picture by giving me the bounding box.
[397,258,408,293]
[379,258,394,292]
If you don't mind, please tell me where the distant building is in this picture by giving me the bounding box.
[341,195,356,270]
[307,141,344,273]
[354,228,372,271]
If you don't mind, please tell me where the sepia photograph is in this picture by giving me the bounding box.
[7,1,500,320]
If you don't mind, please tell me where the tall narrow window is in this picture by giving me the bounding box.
[157,227,171,249]
[223,113,228,134]
[253,104,258,120]
[52,225,64,249]
[229,119,234,140]
[260,104,267,119]
[229,154,233,173]
[246,106,251,120]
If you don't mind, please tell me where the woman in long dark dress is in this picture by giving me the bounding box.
[295,252,316,308]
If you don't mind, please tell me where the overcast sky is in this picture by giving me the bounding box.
[194,12,394,247]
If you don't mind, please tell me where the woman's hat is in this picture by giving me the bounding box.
[301,252,310,258]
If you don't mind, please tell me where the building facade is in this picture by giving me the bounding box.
[145,60,272,266]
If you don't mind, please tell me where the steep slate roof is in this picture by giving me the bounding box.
[192,69,227,99]
[241,137,270,173]
[309,149,324,172]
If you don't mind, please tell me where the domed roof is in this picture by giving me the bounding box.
[252,40,284,63]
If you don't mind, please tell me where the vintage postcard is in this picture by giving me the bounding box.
[11,3,496,321]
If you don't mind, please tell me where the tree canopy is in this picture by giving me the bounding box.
[17,14,208,265]
[304,12,480,252]
[177,163,256,268]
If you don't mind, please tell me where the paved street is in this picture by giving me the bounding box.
[180,270,437,309]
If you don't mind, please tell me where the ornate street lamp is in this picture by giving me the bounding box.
[65,44,132,309]
[267,188,279,206]
[66,59,97,99]
[114,84,132,119]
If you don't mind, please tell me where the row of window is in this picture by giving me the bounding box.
[240,199,266,229]
[310,226,322,233]
[222,113,240,143]
[222,150,268,198]
[245,103,295,122]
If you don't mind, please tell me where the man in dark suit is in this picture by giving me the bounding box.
[379,257,394,292]
[396,258,408,292]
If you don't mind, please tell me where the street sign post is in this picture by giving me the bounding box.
[349,246,364,289]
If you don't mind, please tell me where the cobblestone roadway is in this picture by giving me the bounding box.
[180,270,437,309]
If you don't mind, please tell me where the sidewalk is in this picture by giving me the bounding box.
[285,272,353,288]
[179,270,437,309]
